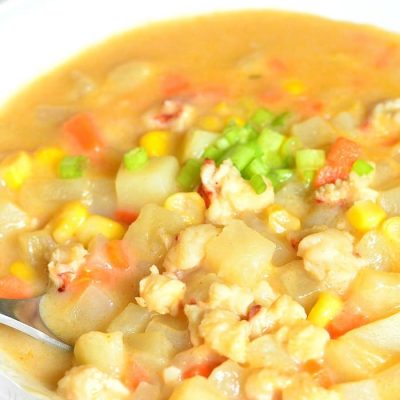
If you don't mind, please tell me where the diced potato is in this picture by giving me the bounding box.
[125,331,176,369]
[208,360,245,399]
[274,181,310,218]
[375,362,400,400]
[346,270,400,320]
[302,204,344,229]
[145,315,191,353]
[204,220,275,287]
[40,284,122,344]
[116,156,179,213]
[107,303,152,335]
[0,199,30,238]
[379,186,400,216]
[292,116,336,148]
[335,379,379,400]
[123,204,186,268]
[184,271,220,305]
[181,129,220,162]
[279,260,321,312]
[74,331,124,376]
[169,376,224,400]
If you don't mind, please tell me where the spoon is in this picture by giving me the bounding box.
[0,297,72,352]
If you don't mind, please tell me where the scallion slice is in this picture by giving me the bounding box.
[59,155,87,179]
[250,174,267,194]
[177,159,202,191]
[221,144,257,171]
[258,128,285,153]
[123,147,148,171]
[351,159,374,176]
[295,149,325,171]
[249,108,275,132]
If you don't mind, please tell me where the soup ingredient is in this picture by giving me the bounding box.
[122,147,148,172]
[59,155,88,179]
[307,291,343,328]
[164,192,206,225]
[139,130,174,157]
[346,201,387,232]
[169,376,224,400]
[0,151,32,189]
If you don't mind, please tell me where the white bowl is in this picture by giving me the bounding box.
[0,0,398,398]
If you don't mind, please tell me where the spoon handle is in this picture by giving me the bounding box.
[0,313,71,352]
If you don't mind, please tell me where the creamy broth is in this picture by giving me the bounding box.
[1,11,400,400]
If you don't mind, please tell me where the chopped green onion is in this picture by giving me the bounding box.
[242,157,270,179]
[263,152,286,169]
[123,147,148,171]
[249,108,275,132]
[280,136,303,167]
[267,169,294,190]
[223,125,243,146]
[295,149,325,171]
[221,144,256,171]
[258,128,285,153]
[177,159,202,191]
[352,159,374,176]
[250,174,267,194]
[272,112,291,130]
[203,145,225,161]
[237,125,258,144]
[299,170,315,187]
[59,155,87,179]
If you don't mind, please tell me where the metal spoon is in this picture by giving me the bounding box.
[0,297,71,352]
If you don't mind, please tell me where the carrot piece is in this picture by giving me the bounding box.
[314,137,361,187]
[124,359,150,390]
[0,275,34,299]
[62,112,104,154]
[162,73,191,97]
[183,361,222,379]
[114,209,138,225]
[105,240,129,270]
[326,308,368,339]
[303,360,335,388]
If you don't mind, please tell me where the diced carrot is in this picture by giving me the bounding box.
[114,209,138,225]
[124,359,150,390]
[303,360,335,388]
[105,240,129,270]
[183,360,221,379]
[162,73,191,97]
[247,304,262,320]
[62,112,104,154]
[0,275,34,299]
[326,307,368,339]
[314,137,361,187]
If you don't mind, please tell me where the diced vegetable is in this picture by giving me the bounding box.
[62,113,104,154]
[379,186,400,216]
[280,136,303,166]
[265,204,301,234]
[169,376,224,400]
[352,159,374,176]
[139,131,174,157]
[164,192,206,225]
[266,169,294,190]
[19,230,56,269]
[257,128,285,153]
[116,156,179,213]
[0,151,32,189]
[9,261,37,282]
[208,360,245,399]
[295,149,325,171]
[74,331,124,376]
[307,291,343,328]
[177,159,202,191]
[107,303,152,335]
[123,147,148,171]
[220,143,257,171]
[0,200,30,238]
[58,155,88,179]
[381,216,400,243]
[0,275,34,299]
[204,220,275,287]
[292,116,336,148]
[181,129,220,162]
[242,157,270,180]
[346,201,386,232]
[250,174,267,194]
[114,209,138,225]
[248,108,275,131]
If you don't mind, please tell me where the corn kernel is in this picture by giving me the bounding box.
[76,215,126,246]
[164,192,206,225]
[308,292,343,328]
[346,201,386,232]
[9,261,36,282]
[283,78,306,96]
[225,115,245,127]
[198,115,224,132]
[52,201,89,244]
[139,130,173,157]
[34,147,65,169]
[0,151,32,189]
[264,204,301,234]
[213,102,230,115]
[381,216,400,243]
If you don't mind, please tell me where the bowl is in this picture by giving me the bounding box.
[0,0,398,398]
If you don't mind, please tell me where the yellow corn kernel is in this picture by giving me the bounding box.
[139,130,174,157]
[225,115,245,127]
[198,115,224,132]
[308,292,344,328]
[164,192,206,225]
[381,216,400,243]
[76,215,126,246]
[0,151,32,189]
[34,147,65,169]
[264,204,301,234]
[283,78,306,96]
[52,201,89,244]
[9,261,36,282]
[213,101,230,115]
[346,201,386,232]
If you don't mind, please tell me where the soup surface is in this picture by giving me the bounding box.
[1,11,400,400]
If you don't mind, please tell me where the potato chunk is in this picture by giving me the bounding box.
[169,376,224,400]
[106,303,152,335]
[74,331,125,376]
[204,220,275,287]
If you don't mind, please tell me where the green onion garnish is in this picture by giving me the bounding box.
[295,149,325,171]
[203,145,225,161]
[280,136,303,167]
[263,152,286,169]
[221,144,257,171]
[271,112,291,130]
[249,108,275,132]
[258,128,285,153]
[242,157,270,180]
[267,169,294,190]
[177,159,202,191]
[59,155,87,179]
[123,147,148,171]
[250,174,267,194]
[299,170,316,187]
[352,159,374,176]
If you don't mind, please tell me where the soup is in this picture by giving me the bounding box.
[1,10,400,400]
